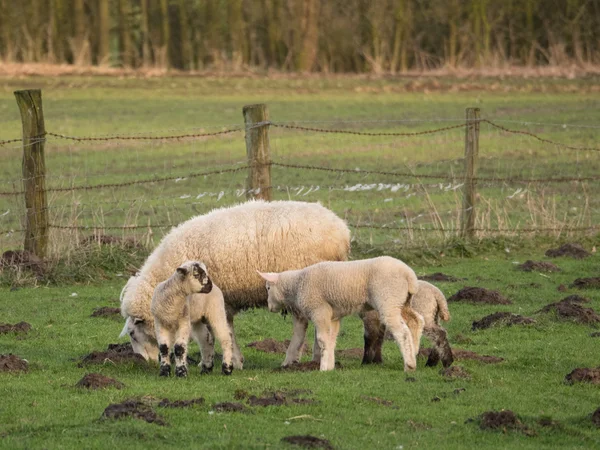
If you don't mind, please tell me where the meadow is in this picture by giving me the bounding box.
[0,74,599,449]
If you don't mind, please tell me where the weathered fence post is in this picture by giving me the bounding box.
[14,89,49,258]
[243,104,272,201]
[461,107,480,239]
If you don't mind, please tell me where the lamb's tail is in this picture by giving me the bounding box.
[435,288,451,322]
[406,268,419,303]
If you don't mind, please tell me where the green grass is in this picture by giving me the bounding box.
[1,247,599,449]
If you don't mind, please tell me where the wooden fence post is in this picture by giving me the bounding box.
[461,107,480,239]
[14,89,49,258]
[243,104,272,201]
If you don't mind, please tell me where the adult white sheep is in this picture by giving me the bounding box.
[151,261,234,377]
[258,256,425,372]
[120,200,354,366]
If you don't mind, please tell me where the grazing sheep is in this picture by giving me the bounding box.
[411,280,453,368]
[258,256,425,372]
[151,261,234,377]
[120,200,358,366]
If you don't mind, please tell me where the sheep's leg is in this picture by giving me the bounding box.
[191,321,215,374]
[227,313,244,370]
[155,321,174,377]
[206,301,234,375]
[401,307,425,359]
[312,313,334,371]
[312,330,321,363]
[378,304,416,372]
[423,325,453,368]
[359,309,385,365]
[173,317,191,378]
[283,315,308,366]
[328,319,341,370]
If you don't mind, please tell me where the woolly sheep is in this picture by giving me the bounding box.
[151,261,234,377]
[258,256,425,372]
[120,200,359,366]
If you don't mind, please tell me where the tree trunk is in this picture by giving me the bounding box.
[117,0,133,67]
[97,0,110,65]
[73,0,89,65]
[296,0,320,71]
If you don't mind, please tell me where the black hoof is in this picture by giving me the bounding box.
[221,363,233,376]
[200,363,213,375]
[159,365,171,377]
[175,365,188,378]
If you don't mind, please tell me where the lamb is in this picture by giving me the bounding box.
[120,200,363,367]
[150,261,234,377]
[258,256,425,372]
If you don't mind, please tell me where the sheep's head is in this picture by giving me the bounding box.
[119,316,159,361]
[177,260,213,294]
[257,271,284,313]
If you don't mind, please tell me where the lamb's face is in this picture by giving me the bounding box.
[121,317,159,361]
[177,260,213,294]
[265,281,285,313]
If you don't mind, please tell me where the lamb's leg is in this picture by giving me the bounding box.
[378,305,416,372]
[155,321,173,377]
[312,330,321,363]
[423,325,453,368]
[173,317,191,378]
[312,313,334,371]
[401,307,425,359]
[283,315,308,366]
[191,321,215,374]
[227,313,244,370]
[328,319,341,370]
[359,309,385,365]
[206,301,234,375]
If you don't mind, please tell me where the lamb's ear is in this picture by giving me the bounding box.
[198,267,213,294]
[119,317,131,338]
[257,271,279,284]
[132,317,145,325]
[177,266,188,277]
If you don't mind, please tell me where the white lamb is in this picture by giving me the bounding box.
[120,200,359,367]
[150,261,234,377]
[258,256,425,372]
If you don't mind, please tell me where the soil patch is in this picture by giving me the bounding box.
[472,312,535,330]
[337,348,363,359]
[592,408,600,427]
[361,395,398,409]
[281,435,334,449]
[0,354,28,372]
[275,361,342,372]
[419,272,460,282]
[247,389,316,407]
[419,347,503,364]
[213,402,248,413]
[79,343,147,367]
[246,338,308,354]
[448,287,511,305]
[76,373,124,389]
[545,243,590,259]
[591,332,600,337]
[570,277,600,289]
[565,367,600,385]
[0,321,32,334]
[158,398,204,408]
[102,400,165,425]
[91,307,121,318]
[440,365,472,380]
[479,410,522,430]
[0,250,45,275]
[537,297,600,325]
[517,260,561,272]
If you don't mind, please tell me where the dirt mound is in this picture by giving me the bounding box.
[479,410,521,430]
[570,277,600,289]
[75,373,124,389]
[0,321,32,334]
[79,343,147,367]
[275,361,342,372]
[246,389,316,407]
[419,273,460,282]
[448,287,512,305]
[517,260,561,272]
[337,348,363,359]
[158,398,204,408]
[281,435,334,449]
[565,367,600,385]
[246,338,308,354]
[545,243,590,259]
[0,354,28,372]
[441,365,471,380]
[537,297,600,325]
[361,395,398,408]
[472,312,535,330]
[213,402,248,413]
[591,332,600,337]
[102,400,165,425]
[0,250,45,275]
[592,408,600,427]
[91,307,121,318]
[419,347,503,364]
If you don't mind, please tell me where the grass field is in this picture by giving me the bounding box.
[1,74,600,449]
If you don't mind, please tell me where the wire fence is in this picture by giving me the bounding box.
[1,109,599,259]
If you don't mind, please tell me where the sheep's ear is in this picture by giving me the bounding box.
[132,317,145,325]
[177,266,188,277]
[257,270,279,284]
